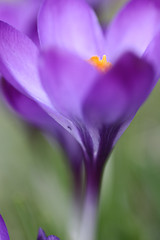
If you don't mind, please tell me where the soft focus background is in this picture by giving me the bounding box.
[0,0,160,240]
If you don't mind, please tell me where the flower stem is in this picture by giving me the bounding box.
[78,167,102,240]
[68,167,83,240]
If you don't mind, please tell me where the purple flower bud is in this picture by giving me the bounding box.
[37,228,60,240]
[0,215,10,240]
[0,215,61,240]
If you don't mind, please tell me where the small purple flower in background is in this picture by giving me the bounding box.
[0,0,160,239]
[0,215,10,240]
[38,228,60,240]
[0,215,60,240]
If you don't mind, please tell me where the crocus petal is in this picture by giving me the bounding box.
[0,2,24,30]
[143,32,160,83]
[37,228,47,240]
[83,52,154,125]
[39,48,98,120]
[38,0,104,59]
[0,215,10,240]
[105,0,160,61]
[47,237,60,240]
[0,21,79,140]
[0,1,40,44]
[1,80,53,129]
[37,228,60,240]
[0,21,50,108]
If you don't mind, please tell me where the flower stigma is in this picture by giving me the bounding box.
[89,55,112,72]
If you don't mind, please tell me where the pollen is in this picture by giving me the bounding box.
[89,55,112,72]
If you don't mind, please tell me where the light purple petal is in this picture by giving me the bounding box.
[143,31,160,84]
[0,215,10,240]
[0,1,40,44]
[0,21,79,142]
[39,48,98,120]
[83,52,154,125]
[1,79,53,129]
[0,21,50,108]
[0,2,24,30]
[105,0,160,61]
[38,0,104,59]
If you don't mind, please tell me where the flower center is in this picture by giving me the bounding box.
[89,55,112,72]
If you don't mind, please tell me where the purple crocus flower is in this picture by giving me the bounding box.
[37,228,60,240]
[0,0,160,239]
[0,215,60,240]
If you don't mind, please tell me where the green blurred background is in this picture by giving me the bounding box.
[0,0,160,240]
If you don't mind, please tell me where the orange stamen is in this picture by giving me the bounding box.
[89,55,112,72]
